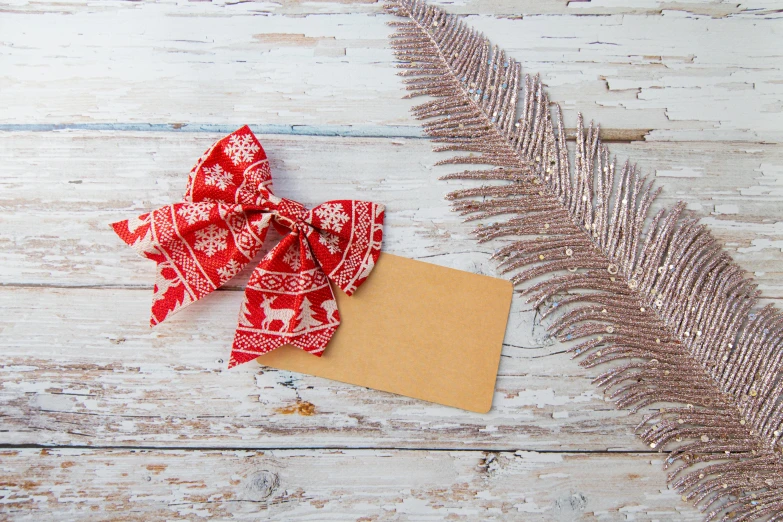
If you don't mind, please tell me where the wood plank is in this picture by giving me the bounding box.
[0,5,780,141]
[0,448,703,520]
[2,132,782,296]
[0,285,645,450]
[3,0,778,16]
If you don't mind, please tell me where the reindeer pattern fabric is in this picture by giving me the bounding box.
[111,126,385,367]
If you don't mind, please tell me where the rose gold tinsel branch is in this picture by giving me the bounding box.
[385,1,783,519]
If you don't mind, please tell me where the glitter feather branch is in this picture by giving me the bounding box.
[385,1,783,519]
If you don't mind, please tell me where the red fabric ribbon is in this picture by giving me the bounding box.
[112,126,384,368]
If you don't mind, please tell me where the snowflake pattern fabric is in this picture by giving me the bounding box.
[282,244,302,270]
[194,224,229,257]
[314,203,350,233]
[111,126,385,367]
[202,164,234,191]
[217,259,243,284]
[318,232,341,255]
[224,133,260,165]
[177,203,212,225]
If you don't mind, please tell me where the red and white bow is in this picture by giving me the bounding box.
[112,126,384,367]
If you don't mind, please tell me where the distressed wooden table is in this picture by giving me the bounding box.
[1,1,782,520]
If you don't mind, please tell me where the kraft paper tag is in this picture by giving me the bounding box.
[256,253,513,413]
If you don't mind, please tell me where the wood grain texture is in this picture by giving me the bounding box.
[1,286,640,449]
[0,1,781,141]
[1,0,781,519]
[0,131,500,289]
[0,448,702,520]
[2,132,782,296]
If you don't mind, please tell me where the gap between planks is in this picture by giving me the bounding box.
[0,123,655,143]
[0,443,663,455]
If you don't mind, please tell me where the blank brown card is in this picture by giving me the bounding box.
[256,253,513,413]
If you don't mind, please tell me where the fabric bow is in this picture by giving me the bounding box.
[112,126,385,367]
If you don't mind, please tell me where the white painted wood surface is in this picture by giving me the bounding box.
[0,449,701,520]
[1,1,782,520]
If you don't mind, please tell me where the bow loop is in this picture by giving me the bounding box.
[112,201,272,325]
[305,200,385,296]
[185,126,273,206]
[112,126,384,367]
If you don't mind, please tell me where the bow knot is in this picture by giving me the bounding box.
[112,126,384,367]
[273,198,309,232]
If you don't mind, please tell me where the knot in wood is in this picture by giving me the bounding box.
[243,470,279,501]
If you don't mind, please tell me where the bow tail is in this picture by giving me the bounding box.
[112,203,271,325]
[229,233,341,368]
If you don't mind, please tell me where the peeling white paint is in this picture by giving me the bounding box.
[656,167,704,178]
[0,1,779,520]
[714,204,739,214]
